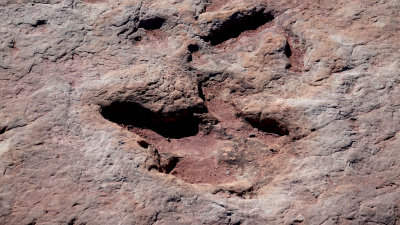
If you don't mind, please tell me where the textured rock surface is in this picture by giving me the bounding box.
[1,0,400,224]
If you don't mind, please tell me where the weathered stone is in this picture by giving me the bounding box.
[1,0,400,224]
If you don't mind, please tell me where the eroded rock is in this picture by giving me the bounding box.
[1,0,400,224]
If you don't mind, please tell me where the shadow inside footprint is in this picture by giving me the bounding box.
[101,101,200,139]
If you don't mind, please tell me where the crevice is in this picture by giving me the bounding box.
[132,35,142,42]
[284,40,292,58]
[340,66,351,72]
[187,54,193,62]
[213,186,256,199]
[201,8,274,45]
[27,219,37,225]
[67,217,76,225]
[116,16,165,43]
[187,44,200,62]
[284,41,293,69]
[198,83,206,101]
[188,44,199,53]
[117,27,138,36]
[137,140,149,148]
[32,20,47,27]
[0,126,7,135]
[285,36,306,73]
[101,102,201,139]
[333,65,354,73]
[245,117,289,136]
[138,17,165,30]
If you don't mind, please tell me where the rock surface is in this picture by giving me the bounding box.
[1,0,400,224]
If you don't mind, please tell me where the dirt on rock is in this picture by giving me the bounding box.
[118,80,286,186]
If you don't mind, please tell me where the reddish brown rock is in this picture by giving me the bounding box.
[1,0,400,224]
